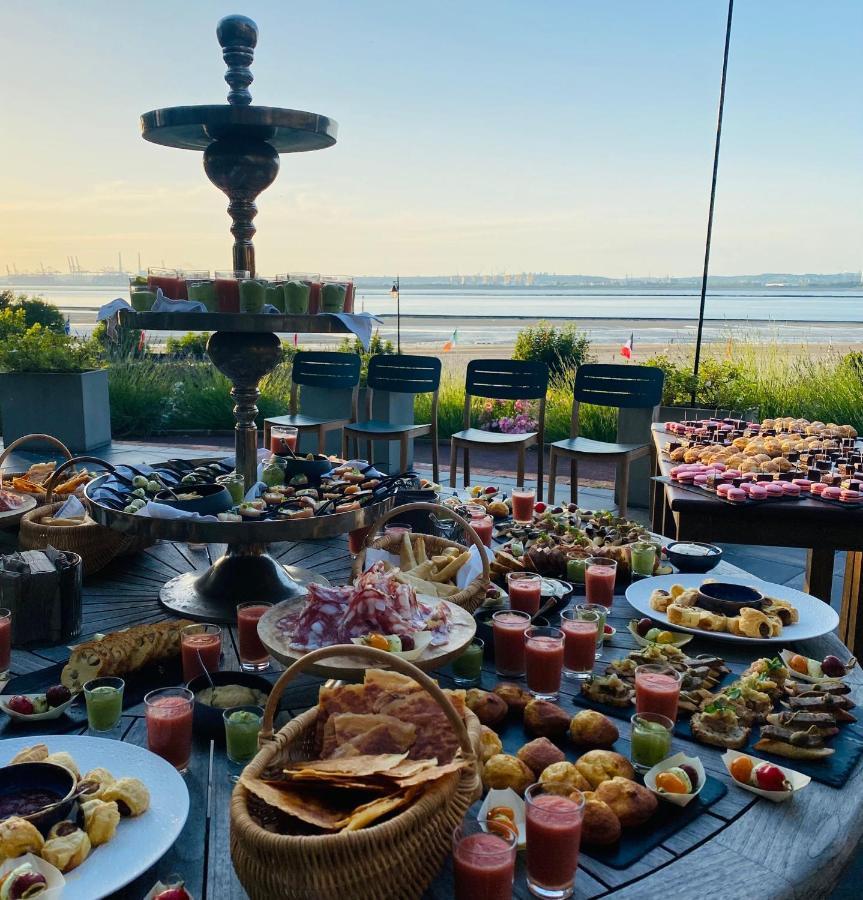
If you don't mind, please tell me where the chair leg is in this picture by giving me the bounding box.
[570,457,578,505]
[431,431,439,484]
[366,440,373,466]
[342,430,349,460]
[399,435,409,474]
[548,448,558,504]
[617,458,630,518]
[317,427,326,456]
[516,445,525,488]
[449,441,458,488]
[463,447,471,488]
[536,441,544,503]
[263,421,271,451]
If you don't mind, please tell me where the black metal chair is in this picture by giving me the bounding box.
[341,354,442,481]
[449,359,549,499]
[548,364,665,516]
[263,351,360,454]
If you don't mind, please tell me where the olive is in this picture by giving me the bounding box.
[821,655,846,678]
[680,764,699,791]
[636,617,653,637]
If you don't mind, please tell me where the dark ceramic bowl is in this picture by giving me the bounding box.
[186,671,272,742]
[0,762,77,835]
[696,581,764,616]
[665,542,723,574]
[155,482,233,515]
[280,455,334,483]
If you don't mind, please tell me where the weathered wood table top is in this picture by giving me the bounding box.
[2,538,861,900]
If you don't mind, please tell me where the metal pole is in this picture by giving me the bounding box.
[692,0,734,402]
[396,276,401,353]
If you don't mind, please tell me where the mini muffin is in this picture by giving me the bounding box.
[524,700,571,738]
[539,761,591,795]
[569,710,619,749]
[574,750,635,789]
[493,683,532,715]
[482,754,534,796]
[517,738,565,777]
[465,689,508,727]
[594,776,657,827]
[479,725,503,763]
[579,792,622,846]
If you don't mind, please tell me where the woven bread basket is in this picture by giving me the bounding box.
[0,433,73,517]
[231,644,482,900]
[351,501,490,613]
[19,456,149,576]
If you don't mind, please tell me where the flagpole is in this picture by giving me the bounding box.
[692,0,734,404]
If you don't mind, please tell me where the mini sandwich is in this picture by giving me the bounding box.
[691,699,751,750]
[765,710,840,739]
[785,692,856,723]
[755,719,836,759]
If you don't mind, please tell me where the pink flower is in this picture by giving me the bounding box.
[514,399,524,413]
[484,401,494,413]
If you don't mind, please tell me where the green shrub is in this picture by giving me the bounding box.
[337,331,395,385]
[0,291,66,333]
[88,320,149,362]
[166,332,211,359]
[513,322,593,379]
[646,352,757,411]
[0,324,99,373]
[0,308,26,341]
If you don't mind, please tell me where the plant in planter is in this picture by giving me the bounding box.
[0,324,111,451]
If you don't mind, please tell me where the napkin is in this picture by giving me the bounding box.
[151,288,207,313]
[135,500,220,522]
[54,495,86,520]
[325,312,383,350]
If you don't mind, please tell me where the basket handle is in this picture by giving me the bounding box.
[0,434,72,488]
[359,500,490,583]
[43,456,116,504]
[259,643,476,758]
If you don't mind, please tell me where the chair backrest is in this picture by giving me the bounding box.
[366,354,442,395]
[573,364,665,409]
[290,351,360,415]
[465,359,549,401]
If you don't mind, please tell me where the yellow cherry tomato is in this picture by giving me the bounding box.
[788,654,809,675]
[366,633,390,651]
[655,772,688,794]
[729,755,754,784]
[656,630,676,644]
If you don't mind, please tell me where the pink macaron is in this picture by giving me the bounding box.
[726,487,747,503]
[764,483,784,497]
[716,483,733,497]
[840,489,861,502]
[677,472,695,484]
[693,474,709,486]
[822,486,842,500]
[810,482,827,496]
[783,482,802,497]
[792,478,812,490]
[749,484,768,500]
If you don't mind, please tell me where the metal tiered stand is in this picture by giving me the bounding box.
[94,14,388,623]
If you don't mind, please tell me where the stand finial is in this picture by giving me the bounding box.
[216,14,258,106]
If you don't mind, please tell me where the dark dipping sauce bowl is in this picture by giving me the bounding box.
[186,671,272,742]
[696,582,764,616]
[665,542,723,574]
[0,762,77,835]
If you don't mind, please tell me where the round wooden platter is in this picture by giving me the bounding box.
[257,598,477,680]
[0,490,37,528]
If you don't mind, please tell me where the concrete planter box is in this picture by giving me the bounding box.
[0,370,111,452]
[298,384,416,472]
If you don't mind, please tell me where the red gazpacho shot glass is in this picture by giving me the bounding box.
[181,623,222,683]
[452,818,517,900]
[559,608,598,680]
[492,610,531,678]
[0,608,11,678]
[511,488,536,524]
[635,663,682,723]
[524,625,565,700]
[145,687,194,773]
[506,571,542,616]
[584,557,617,608]
[237,602,273,672]
[525,783,585,899]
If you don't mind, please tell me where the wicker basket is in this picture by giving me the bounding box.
[19,456,149,576]
[351,501,490,613]
[230,644,482,900]
[0,433,73,513]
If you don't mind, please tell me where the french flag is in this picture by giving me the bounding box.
[620,333,634,359]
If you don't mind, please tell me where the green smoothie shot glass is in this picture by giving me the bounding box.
[239,278,267,314]
[187,279,218,312]
[84,677,125,733]
[224,705,264,764]
[630,541,658,578]
[320,279,347,313]
[265,280,286,312]
[452,638,484,686]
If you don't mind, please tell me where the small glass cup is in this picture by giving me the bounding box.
[565,557,586,584]
[288,272,322,314]
[575,602,608,658]
[506,571,542,616]
[635,664,682,723]
[186,278,218,312]
[560,608,598,679]
[525,783,585,899]
[224,705,264,765]
[129,282,157,311]
[270,424,298,456]
[320,276,349,313]
[348,526,372,556]
[452,818,517,900]
[463,503,487,519]
[236,601,273,672]
[471,514,494,548]
[630,540,657,578]
[451,638,484,687]
[524,625,565,700]
[0,608,11,678]
[492,609,531,678]
[239,277,268,314]
[181,623,222,683]
[147,266,181,299]
[145,687,194,773]
[216,471,245,504]
[584,556,617,608]
[84,676,124,733]
[214,270,249,314]
[630,712,673,773]
[384,522,413,538]
[511,488,536,524]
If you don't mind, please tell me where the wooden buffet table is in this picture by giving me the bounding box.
[650,423,863,654]
[1,538,862,899]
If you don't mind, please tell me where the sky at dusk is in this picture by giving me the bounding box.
[0,0,860,277]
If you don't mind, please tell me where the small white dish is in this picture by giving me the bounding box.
[627,621,693,649]
[477,787,526,848]
[350,631,433,661]
[722,749,810,802]
[644,751,705,807]
[0,692,75,722]
[780,648,855,684]
[0,853,65,900]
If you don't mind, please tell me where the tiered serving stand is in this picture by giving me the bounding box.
[92,15,384,624]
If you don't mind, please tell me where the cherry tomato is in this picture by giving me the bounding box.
[366,633,389,651]
[754,763,788,792]
[729,755,753,784]
[655,772,688,794]
[788,654,809,675]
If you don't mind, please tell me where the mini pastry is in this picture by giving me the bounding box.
[41,822,91,872]
[102,777,150,817]
[749,485,767,500]
[482,754,534,795]
[9,743,49,765]
[822,486,842,500]
[667,603,726,632]
[80,767,116,800]
[0,860,49,896]
[840,489,861,502]
[79,798,120,846]
[594,776,657,827]
[810,482,826,496]
[0,816,45,858]
[726,488,747,502]
[539,761,591,794]
[523,700,572,738]
[581,674,634,708]
[568,710,620,749]
[517,738,565,776]
[782,482,801,496]
[730,607,776,639]
[764,483,784,496]
[43,752,80,781]
[574,750,635,789]
[690,700,750,749]
[479,726,503,763]
[580,794,622,846]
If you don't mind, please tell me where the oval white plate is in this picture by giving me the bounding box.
[625,574,840,644]
[0,693,75,721]
[0,735,189,900]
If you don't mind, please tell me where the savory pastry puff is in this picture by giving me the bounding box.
[482,754,534,795]
[80,767,116,800]
[594,777,657,827]
[539,761,591,794]
[569,710,620,749]
[734,607,778,639]
[41,824,91,872]
[575,750,635,789]
[649,589,673,613]
[667,604,726,632]
[762,598,799,625]
[0,816,45,858]
[517,738,565,777]
[80,799,120,847]
[579,793,622,846]
[9,743,49,765]
[44,752,80,781]
[102,777,150,817]
[479,725,503,763]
